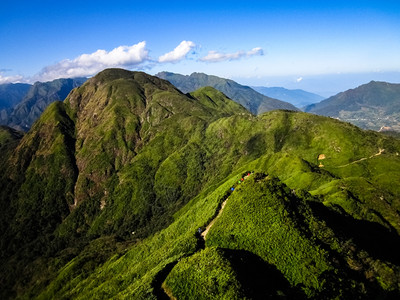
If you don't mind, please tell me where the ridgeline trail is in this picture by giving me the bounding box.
[201,172,252,241]
[335,148,385,168]
[156,172,253,300]
[201,198,228,240]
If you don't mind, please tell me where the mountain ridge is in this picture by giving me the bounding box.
[156,71,299,114]
[252,86,324,108]
[0,83,31,110]
[0,77,86,131]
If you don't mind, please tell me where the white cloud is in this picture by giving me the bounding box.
[296,77,303,82]
[158,41,196,63]
[0,73,24,84]
[34,41,149,82]
[200,47,263,63]
[247,47,264,56]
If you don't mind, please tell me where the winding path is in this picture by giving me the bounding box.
[335,148,385,168]
[159,172,252,299]
[201,198,228,240]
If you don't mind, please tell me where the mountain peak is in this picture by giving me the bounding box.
[305,80,400,131]
[67,69,184,116]
[91,68,138,81]
[90,68,175,90]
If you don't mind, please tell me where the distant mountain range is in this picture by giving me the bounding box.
[305,81,400,132]
[0,83,31,110]
[1,75,399,134]
[156,72,298,114]
[0,77,86,131]
[251,86,324,108]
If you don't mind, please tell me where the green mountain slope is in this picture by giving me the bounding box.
[0,125,23,165]
[1,69,400,299]
[0,77,86,131]
[156,71,299,114]
[252,86,324,108]
[305,81,400,131]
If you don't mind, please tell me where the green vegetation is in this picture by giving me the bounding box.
[0,125,23,156]
[205,175,400,298]
[35,170,239,299]
[164,247,247,300]
[207,176,332,294]
[156,71,298,114]
[164,246,304,299]
[1,69,400,299]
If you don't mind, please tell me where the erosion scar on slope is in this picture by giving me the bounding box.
[201,198,229,240]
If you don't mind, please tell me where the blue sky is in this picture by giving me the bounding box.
[1,0,399,96]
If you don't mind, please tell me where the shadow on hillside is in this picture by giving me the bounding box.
[309,201,400,265]
[151,260,178,300]
[221,248,306,299]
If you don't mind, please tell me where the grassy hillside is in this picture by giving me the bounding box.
[1,69,400,299]
[0,126,23,173]
[204,175,400,297]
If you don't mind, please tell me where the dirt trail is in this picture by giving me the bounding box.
[201,174,251,240]
[201,198,228,240]
[336,148,384,168]
[160,172,252,299]
[161,282,177,300]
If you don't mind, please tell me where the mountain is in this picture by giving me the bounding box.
[0,83,31,123]
[305,81,400,131]
[0,77,86,131]
[156,71,299,114]
[0,83,31,110]
[252,86,324,108]
[1,69,400,299]
[0,125,23,156]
